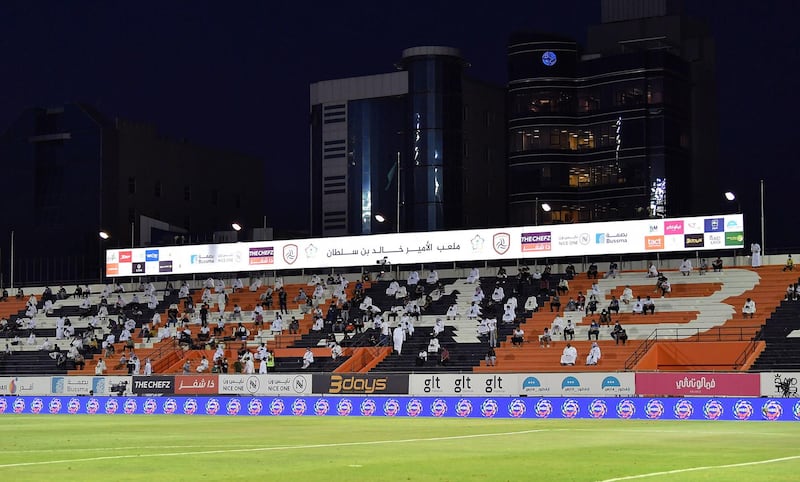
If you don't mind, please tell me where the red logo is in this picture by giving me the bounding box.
[493,233,510,255]
[283,244,298,264]
[119,251,132,263]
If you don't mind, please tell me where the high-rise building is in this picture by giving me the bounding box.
[507,0,717,225]
[310,46,506,237]
[0,103,265,284]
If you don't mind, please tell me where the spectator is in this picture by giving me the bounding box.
[699,258,708,275]
[784,255,794,272]
[679,258,693,276]
[560,343,577,366]
[599,309,612,327]
[611,322,628,345]
[632,296,644,315]
[539,327,552,348]
[587,262,598,279]
[511,326,525,347]
[588,320,600,340]
[550,295,561,313]
[439,346,450,366]
[743,298,756,318]
[95,358,106,375]
[485,346,496,366]
[608,296,620,314]
[712,257,723,272]
[643,296,655,315]
[416,349,427,366]
[563,320,575,341]
[586,342,602,365]
[620,285,633,305]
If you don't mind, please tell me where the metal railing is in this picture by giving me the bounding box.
[733,328,764,370]
[624,325,761,370]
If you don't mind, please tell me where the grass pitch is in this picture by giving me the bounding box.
[0,416,798,481]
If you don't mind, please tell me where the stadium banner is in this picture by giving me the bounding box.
[105,214,744,276]
[50,376,132,396]
[174,375,218,395]
[519,373,636,397]
[760,372,800,398]
[0,377,52,396]
[218,374,312,396]
[131,375,175,395]
[0,396,796,421]
[409,374,515,396]
[635,372,760,396]
[312,373,409,395]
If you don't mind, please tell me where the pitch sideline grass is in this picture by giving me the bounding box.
[0,416,798,481]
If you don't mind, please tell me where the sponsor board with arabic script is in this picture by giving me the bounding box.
[635,372,760,396]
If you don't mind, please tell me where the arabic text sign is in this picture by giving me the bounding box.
[174,375,218,395]
[217,374,312,395]
[635,373,760,396]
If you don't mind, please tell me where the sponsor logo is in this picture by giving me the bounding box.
[283,245,298,265]
[106,263,119,276]
[762,400,783,421]
[158,260,173,273]
[162,398,178,415]
[726,218,742,231]
[704,218,724,233]
[645,399,665,419]
[664,220,684,235]
[644,236,664,250]
[430,398,448,417]
[596,232,629,245]
[205,398,221,415]
[383,399,401,417]
[480,399,499,418]
[132,376,174,395]
[145,250,159,262]
[534,399,553,418]
[119,251,132,263]
[508,399,527,418]
[249,246,275,265]
[248,398,263,416]
[269,398,284,416]
[673,399,694,419]
[684,233,704,248]
[648,224,660,234]
[686,221,703,233]
[725,231,744,246]
[561,399,580,418]
[556,234,584,247]
[521,376,543,390]
[707,233,723,246]
[132,262,145,274]
[183,398,198,415]
[314,374,408,395]
[190,254,215,264]
[226,398,242,415]
[30,398,44,414]
[733,400,754,420]
[470,234,485,252]
[455,399,473,417]
[304,244,318,259]
[616,399,636,419]
[493,233,510,255]
[406,399,424,417]
[589,399,608,418]
[521,232,551,252]
[703,400,724,420]
[360,399,377,417]
[336,399,353,417]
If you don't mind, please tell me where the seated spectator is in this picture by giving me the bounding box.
[550,315,564,336]
[557,278,569,295]
[586,342,601,365]
[564,298,577,312]
[611,322,628,345]
[575,292,586,310]
[331,343,343,361]
[588,320,600,340]
[415,349,427,366]
[539,327,552,348]
[524,295,539,313]
[679,258,692,276]
[549,295,561,313]
[699,258,708,276]
[587,262,598,279]
[485,346,496,367]
[439,346,450,366]
[712,257,723,272]
[632,297,644,315]
[599,309,612,327]
[428,337,440,353]
[643,296,655,315]
[301,348,314,369]
[466,267,480,284]
[608,296,620,314]
[560,343,577,366]
[511,326,524,347]
[197,356,210,373]
[502,303,516,323]
[563,320,575,340]
[585,299,598,316]
[647,263,659,278]
[784,255,794,272]
[565,263,576,280]
[620,285,633,305]
[603,261,619,279]
[743,298,756,318]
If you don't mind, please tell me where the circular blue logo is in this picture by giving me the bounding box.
[542,51,557,67]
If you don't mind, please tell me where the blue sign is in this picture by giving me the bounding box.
[542,51,557,67]
[145,250,159,262]
[1,396,799,421]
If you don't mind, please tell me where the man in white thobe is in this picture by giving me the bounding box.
[392,326,405,355]
[466,267,480,284]
[426,270,439,284]
[586,343,601,365]
[560,343,577,366]
[751,243,762,267]
[301,348,314,369]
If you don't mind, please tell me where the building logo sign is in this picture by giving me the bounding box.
[249,247,275,265]
[283,244,298,265]
[106,264,119,276]
[132,262,145,274]
[145,250,159,262]
[644,236,664,250]
[707,233,723,246]
[158,260,173,273]
[595,233,628,245]
[492,233,510,255]
[119,251,132,263]
[521,232,551,252]
[684,234,704,248]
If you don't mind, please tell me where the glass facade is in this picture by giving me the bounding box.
[507,36,691,225]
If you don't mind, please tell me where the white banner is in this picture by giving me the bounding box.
[409,373,516,396]
[759,372,800,398]
[218,374,311,396]
[0,377,53,396]
[519,373,636,397]
[105,214,744,277]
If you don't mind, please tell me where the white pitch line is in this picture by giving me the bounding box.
[597,455,800,482]
[0,428,552,469]
[2,444,263,454]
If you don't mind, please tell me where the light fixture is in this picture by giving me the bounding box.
[375,214,387,223]
[231,223,242,231]
[541,203,552,212]
[99,231,110,240]
[724,192,736,201]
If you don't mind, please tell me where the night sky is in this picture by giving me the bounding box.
[2,1,798,251]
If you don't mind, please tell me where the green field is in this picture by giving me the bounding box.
[0,416,798,481]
